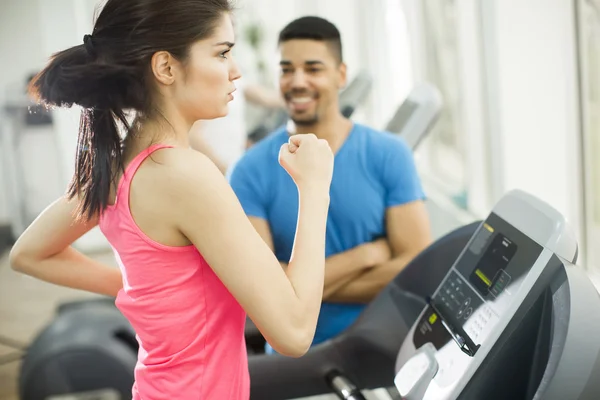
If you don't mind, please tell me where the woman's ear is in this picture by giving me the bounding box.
[151,51,177,86]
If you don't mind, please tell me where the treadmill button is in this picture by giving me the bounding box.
[464,307,473,319]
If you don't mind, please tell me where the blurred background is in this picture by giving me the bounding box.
[0,0,599,399]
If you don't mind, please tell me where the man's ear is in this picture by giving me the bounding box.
[338,62,348,89]
[151,51,176,86]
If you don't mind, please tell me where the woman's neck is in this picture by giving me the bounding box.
[127,112,192,151]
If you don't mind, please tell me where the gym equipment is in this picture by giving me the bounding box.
[384,82,442,150]
[250,190,600,400]
[393,190,600,399]
[19,299,137,400]
[338,70,374,118]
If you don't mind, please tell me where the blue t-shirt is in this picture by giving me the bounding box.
[228,123,425,345]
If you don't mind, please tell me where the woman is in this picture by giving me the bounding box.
[9,1,334,399]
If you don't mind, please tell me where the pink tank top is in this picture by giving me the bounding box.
[99,144,249,400]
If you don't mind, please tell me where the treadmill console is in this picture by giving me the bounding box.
[394,190,577,400]
[413,213,543,357]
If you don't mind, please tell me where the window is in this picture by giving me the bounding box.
[400,0,492,218]
[416,0,469,209]
[577,0,600,269]
[383,0,414,120]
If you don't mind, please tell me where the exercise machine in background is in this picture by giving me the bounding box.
[385,81,442,150]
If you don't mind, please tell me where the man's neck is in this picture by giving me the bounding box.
[291,114,354,153]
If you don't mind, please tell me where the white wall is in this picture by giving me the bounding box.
[456,0,494,218]
[400,0,586,263]
[0,0,110,251]
[358,0,413,127]
[0,0,48,225]
[481,0,585,261]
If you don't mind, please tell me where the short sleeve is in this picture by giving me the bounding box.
[227,154,270,220]
[381,136,426,207]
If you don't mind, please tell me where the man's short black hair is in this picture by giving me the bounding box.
[278,16,343,63]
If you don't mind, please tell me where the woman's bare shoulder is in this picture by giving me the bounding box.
[147,147,225,197]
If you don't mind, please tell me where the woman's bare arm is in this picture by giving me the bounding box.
[10,197,122,297]
[172,142,331,357]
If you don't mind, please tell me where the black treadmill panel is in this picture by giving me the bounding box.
[455,213,544,304]
[414,214,544,353]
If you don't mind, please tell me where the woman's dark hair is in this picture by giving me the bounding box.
[29,0,233,221]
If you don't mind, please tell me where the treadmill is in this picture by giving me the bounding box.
[248,190,600,400]
[393,190,600,399]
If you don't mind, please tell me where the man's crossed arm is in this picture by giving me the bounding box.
[326,201,432,303]
[248,200,432,304]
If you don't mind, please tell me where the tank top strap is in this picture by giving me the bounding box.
[114,143,174,207]
[125,143,174,178]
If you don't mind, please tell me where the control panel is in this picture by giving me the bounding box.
[412,213,543,360]
[394,190,578,400]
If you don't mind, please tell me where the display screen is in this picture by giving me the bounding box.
[469,233,517,296]
[455,213,543,303]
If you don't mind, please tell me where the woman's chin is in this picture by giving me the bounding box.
[196,106,229,121]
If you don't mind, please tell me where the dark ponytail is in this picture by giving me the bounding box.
[70,107,127,222]
[28,0,233,221]
[29,42,145,221]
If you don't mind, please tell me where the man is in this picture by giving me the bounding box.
[228,16,432,348]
